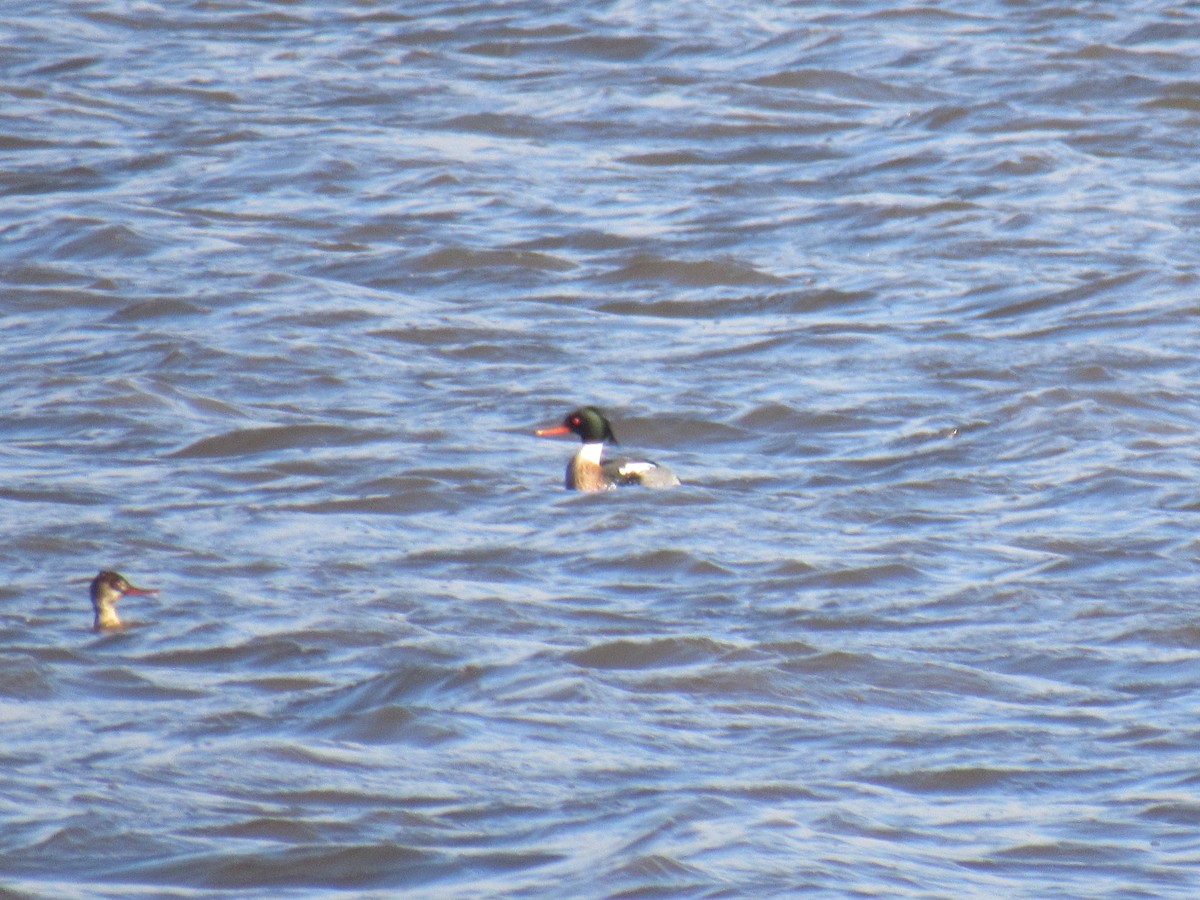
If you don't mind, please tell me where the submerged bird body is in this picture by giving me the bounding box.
[90,570,156,631]
[536,406,680,492]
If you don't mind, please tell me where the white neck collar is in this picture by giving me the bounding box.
[578,442,604,464]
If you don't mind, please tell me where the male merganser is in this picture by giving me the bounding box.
[90,570,157,631]
[535,406,681,491]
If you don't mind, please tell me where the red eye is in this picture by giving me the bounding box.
[570,417,580,426]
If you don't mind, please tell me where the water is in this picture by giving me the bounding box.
[2,1,1200,896]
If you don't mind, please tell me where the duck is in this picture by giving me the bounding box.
[535,406,680,491]
[90,570,157,631]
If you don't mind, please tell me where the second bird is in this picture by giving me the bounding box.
[90,570,158,631]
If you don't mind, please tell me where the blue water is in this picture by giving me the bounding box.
[2,1,1199,896]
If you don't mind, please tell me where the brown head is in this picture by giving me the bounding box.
[90,570,157,631]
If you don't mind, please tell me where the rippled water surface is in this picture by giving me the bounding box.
[3,1,1200,896]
